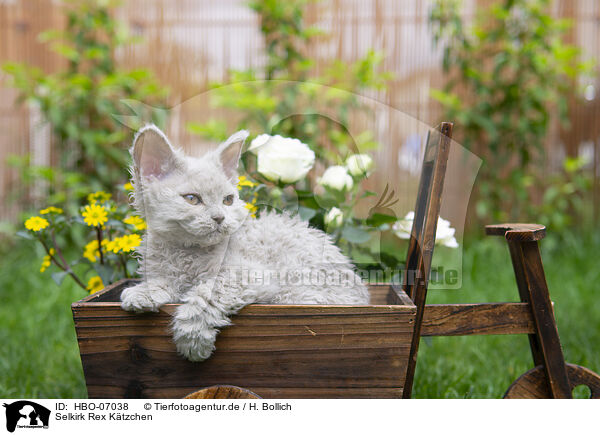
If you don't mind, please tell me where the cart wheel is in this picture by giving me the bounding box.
[184,385,261,399]
[504,364,600,398]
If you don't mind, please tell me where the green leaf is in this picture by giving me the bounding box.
[51,271,68,286]
[16,230,34,240]
[93,263,115,286]
[366,213,398,227]
[341,226,371,244]
[186,120,228,140]
[51,43,79,61]
[298,206,317,221]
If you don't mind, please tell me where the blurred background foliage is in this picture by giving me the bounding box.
[430,0,594,232]
[186,0,404,269]
[0,0,596,238]
[2,0,168,216]
[0,0,598,399]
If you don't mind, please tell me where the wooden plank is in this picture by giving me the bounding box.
[507,240,545,366]
[73,310,414,328]
[74,279,412,309]
[77,333,413,353]
[76,278,134,303]
[520,241,572,398]
[73,322,415,339]
[73,283,416,398]
[387,284,415,306]
[248,387,403,399]
[403,122,453,399]
[74,302,536,338]
[74,303,414,315]
[86,385,403,399]
[485,223,546,241]
[78,347,409,391]
[421,302,536,336]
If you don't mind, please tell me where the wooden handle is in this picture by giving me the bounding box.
[485,223,546,241]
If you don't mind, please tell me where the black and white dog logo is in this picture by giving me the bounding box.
[3,401,50,432]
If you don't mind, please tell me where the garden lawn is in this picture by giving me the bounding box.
[0,233,598,398]
[414,232,600,398]
[0,241,88,398]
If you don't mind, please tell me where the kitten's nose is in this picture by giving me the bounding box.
[212,214,225,225]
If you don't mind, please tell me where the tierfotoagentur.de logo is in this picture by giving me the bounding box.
[2,401,50,433]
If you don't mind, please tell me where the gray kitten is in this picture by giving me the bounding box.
[121,125,369,361]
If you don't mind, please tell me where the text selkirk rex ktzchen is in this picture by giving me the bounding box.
[120,125,369,361]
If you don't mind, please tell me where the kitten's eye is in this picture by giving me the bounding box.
[223,194,234,206]
[182,194,202,205]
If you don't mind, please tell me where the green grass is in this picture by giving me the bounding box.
[0,234,598,398]
[0,242,88,398]
[413,233,600,398]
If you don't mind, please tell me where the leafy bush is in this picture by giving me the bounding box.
[19,184,142,293]
[429,0,592,224]
[3,0,167,214]
[187,0,414,269]
[14,0,461,287]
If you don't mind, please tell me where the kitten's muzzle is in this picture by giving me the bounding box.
[212,214,225,225]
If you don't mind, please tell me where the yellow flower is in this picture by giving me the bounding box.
[40,206,63,215]
[105,238,120,254]
[87,191,112,204]
[244,195,258,218]
[86,276,104,294]
[118,234,141,252]
[123,182,134,192]
[25,216,49,232]
[82,204,108,227]
[40,256,51,272]
[39,249,54,273]
[83,240,100,263]
[237,175,257,190]
[123,215,147,231]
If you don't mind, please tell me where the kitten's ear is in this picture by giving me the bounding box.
[215,130,249,178]
[131,124,179,180]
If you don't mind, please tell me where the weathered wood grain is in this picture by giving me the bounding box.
[504,364,600,399]
[72,280,416,399]
[520,240,572,398]
[184,385,261,399]
[506,239,546,367]
[87,385,404,399]
[485,223,546,241]
[421,303,536,336]
[403,122,453,398]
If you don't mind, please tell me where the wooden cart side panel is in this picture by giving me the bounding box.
[421,303,536,336]
[86,385,404,399]
[76,279,406,306]
[73,302,536,337]
[73,302,415,399]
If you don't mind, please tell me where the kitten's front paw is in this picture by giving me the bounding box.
[174,335,216,362]
[172,306,220,362]
[121,283,172,312]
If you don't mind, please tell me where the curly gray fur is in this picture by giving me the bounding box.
[121,125,368,361]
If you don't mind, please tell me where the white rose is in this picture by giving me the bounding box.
[324,207,344,227]
[435,217,459,248]
[248,134,271,154]
[391,211,414,239]
[346,154,374,177]
[392,211,459,248]
[318,166,354,191]
[250,134,315,184]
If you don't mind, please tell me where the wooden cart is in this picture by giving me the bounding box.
[72,123,600,399]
